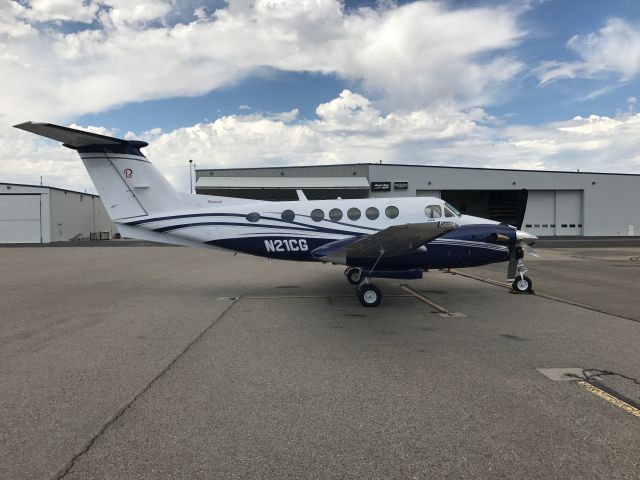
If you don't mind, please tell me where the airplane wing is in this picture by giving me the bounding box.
[313,221,458,260]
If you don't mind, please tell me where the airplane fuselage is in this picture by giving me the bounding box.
[118,196,514,270]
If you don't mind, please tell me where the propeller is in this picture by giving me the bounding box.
[506,189,534,282]
[514,189,528,230]
[506,241,521,283]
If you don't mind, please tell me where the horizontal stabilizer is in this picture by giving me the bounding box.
[13,122,148,150]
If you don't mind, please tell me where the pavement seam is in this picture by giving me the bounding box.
[399,285,449,313]
[51,296,241,480]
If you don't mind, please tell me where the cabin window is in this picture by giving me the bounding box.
[246,212,260,222]
[366,207,379,220]
[329,208,343,221]
[311,209,325,222]
[281,209,295,222]
[424,205,442,218]
[444,202,461,216]
[444,206,456,218]
[385,206,399,219]
[347,208,361,220]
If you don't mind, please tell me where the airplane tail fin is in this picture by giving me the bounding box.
[14,122,187,221]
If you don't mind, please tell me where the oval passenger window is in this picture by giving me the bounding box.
[365,207,379,220]
[347,208,361,220]
[385,206,399,219]
[246,212,260,222]
[329,208,343,221]
[281,209,295,222]
[310,209,325,222]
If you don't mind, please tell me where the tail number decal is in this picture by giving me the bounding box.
[265,239,308,253]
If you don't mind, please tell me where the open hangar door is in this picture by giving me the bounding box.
[0,194,42,243]
[439,190,528,227]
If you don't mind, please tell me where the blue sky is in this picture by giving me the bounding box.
[2,0,640,191]
[70,0,640,133]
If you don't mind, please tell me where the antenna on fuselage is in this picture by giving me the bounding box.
[296,189,307,201]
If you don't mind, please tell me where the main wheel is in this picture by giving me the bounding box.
[345,267,361,285]
[357,283,382,307]
[512,275,533,293]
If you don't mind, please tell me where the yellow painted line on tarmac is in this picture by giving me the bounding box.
[577,381,640,418]
[400,285,449,313]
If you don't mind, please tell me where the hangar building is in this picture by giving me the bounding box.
[196,163,640,237]
[0,182,115,244]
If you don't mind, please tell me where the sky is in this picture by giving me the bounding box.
[1,0,640,193]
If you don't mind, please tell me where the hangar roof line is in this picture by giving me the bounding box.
[1,182,99,198]
[196,176,370,189]
[196,163,640,177]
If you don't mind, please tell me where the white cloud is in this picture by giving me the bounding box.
[21,0,100,24]
[6,92,640,195]
[0,0,525,123]
[537,18,640,84]
[0,2,37,38]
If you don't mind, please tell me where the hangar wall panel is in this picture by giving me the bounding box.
[0,194,41,243]
[50,189,114,241]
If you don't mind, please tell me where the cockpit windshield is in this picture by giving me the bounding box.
[444,202,461,217]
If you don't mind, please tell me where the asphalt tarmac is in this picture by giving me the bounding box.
[1,245,639,479]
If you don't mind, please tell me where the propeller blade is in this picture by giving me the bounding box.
[523,243,539,257]
[514,189,528,230]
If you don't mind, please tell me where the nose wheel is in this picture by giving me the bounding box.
[356,280,382,307]
[512,274,533,293]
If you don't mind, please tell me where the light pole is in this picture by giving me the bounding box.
[189,159,193,194]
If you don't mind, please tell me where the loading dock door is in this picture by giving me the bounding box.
[555,190,583,236]
[0,194,42,243]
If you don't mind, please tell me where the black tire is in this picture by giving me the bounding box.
[357,284,382,307]
[512,275,533,293]
[345,267,361,285]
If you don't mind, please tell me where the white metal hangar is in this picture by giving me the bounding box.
[0,183,115,244]
[195,163,640,237]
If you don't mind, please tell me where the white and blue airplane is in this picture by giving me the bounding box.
[15,122,537,307]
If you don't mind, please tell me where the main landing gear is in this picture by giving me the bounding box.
[344,267,361,285]
[345,267,382,307]
[356,279,382,307]
[344,267,382,307]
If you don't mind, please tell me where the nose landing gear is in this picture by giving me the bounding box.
[510,253,533,294]
[512,273,533,293]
